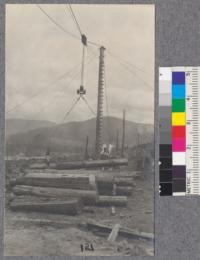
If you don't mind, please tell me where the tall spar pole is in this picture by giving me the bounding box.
[95,46,106,158]
[121,109,126,157]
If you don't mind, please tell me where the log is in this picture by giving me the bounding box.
[29,163,56,170]
[11,173,96,191]
[12,185,98,205]
[96,176,133,195]
[10,197,82,215]
[114,177,133,186]
[87,220,154,241]
[116,186,133,196]
[107,224,120,242]
[96,176,133,186]
[97,196,127,207]
[55,158,128,170]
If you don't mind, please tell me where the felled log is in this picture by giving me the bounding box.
[114,177,133,186]
[115,186,133,196]
[96,176,133,195]
[97,196,127,207]
[11,172,96,191]
[12,185,98,205]
[87,220,154,241]
[96,176,133,186]
[29,163,56,170]
[55,158,128,170]
[10,197,82,215]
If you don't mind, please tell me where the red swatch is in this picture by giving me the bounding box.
[172,126,185,138]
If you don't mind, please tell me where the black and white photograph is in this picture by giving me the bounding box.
[5,4,155,256]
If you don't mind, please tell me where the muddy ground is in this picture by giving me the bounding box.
[4,168,154,256]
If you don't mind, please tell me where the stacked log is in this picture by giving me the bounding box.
[10,197,83,215]
[55,158,128,170]
[96,176,133,196]
[115,186,133,196]
[97,196,127,207]
[29,159,128,170]
[11,172,96,191]
[12,185,97,205]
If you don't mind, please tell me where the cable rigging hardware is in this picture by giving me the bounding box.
[77,34,87,96]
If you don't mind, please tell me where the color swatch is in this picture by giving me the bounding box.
[159,67,200,196]
[172,72,186,196]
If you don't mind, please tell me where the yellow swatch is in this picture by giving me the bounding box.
[172,112,186,125]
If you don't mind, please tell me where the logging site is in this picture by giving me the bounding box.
[5,4,155,256]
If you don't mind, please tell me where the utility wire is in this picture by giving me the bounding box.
[37,4,80,41]
[87,46,99,58]
[68,4,82,36]
[67,4,101,48]
[6,62,82,114]
[107,51,153,90]
[81,96,96,116]
[107,49,152,78]
[61,96,81,123]
[13,67,83,132]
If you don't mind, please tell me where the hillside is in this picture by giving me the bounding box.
[6,117,154,156]
[6,118,56,136]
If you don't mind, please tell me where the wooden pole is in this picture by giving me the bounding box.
[84,135,89,160]
[95,46,106,158]
[116,130,119,155]
[121,109,126,157]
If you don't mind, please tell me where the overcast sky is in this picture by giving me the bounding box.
[5,4,154,124]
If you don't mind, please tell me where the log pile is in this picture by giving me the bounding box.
[9,166,133,215]
[10,159,133,215]
[96,176,134,196]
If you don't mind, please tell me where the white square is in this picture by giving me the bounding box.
[173,152,186,165]
[159,67,172,81]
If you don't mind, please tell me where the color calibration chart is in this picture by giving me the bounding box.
[159,67,200,196]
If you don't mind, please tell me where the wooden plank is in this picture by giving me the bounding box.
[12,185,98,205]
[87,220,154,240]
[107,224,120,242]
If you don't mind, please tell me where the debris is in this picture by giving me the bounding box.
[107,224,121,243]
[87,220,154,241]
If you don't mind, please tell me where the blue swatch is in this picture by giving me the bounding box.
[172,85,185,99]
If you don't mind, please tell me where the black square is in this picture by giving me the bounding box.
[160,183,172,196]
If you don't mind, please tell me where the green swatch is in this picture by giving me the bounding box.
[172,99,185,112]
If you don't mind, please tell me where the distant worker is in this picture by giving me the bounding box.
[45,146,50,168]
[100,144,109,159]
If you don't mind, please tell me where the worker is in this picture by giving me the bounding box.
[100,144,109,159]
[45,146,50,168]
